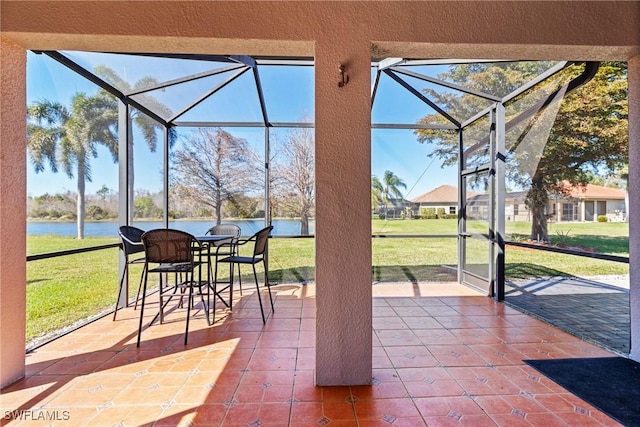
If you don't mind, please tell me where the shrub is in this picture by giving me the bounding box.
[47,209,63,219]
[436,208,446,218]
[87,205,108,220]
[195,207,212,218]
[597,215,608,223]
[554,229,572,246]
[420,207,436,218]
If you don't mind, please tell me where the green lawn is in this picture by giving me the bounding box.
[25,219,629,346]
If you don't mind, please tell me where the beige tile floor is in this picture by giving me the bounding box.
[0,282,622,426]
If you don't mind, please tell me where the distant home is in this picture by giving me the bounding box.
[374,197,412,218]
[411,185,475,217]
[412,183,626,222]
[508,183,627,223]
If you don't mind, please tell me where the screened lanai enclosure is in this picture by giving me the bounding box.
[27,52,630,354]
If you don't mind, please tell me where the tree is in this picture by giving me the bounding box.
[28,192,76,219]
[27,92,118,238]
[95,66,175,221]
[371,176,384,214]
[415,61,628,241]
[371,170,407,219]
[134,194,163,218]
[170,128,260,225]
[271,127,315,235]
[96,184,111,201]
[611,165,630,222]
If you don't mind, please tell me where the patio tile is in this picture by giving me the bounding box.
[421,413,497,426]
[222,401,291,425]
[3,283,625,427]
[291,370,323,402]
[320,386,352,402]
[448,328,503,345]
[402,316,446,329]
[414,328,464,345]
[288,401,328,424]
[353,396,422,421]
[403,378,466,398]
[428,344,491,367]
[375,329,422,346]
[414,396,498,426]
[322,399,358,421]
[351,381,408,400]
[467,343,528,366]
[255,331,300,349]
[46,385,121,408]
[385,345,439,368]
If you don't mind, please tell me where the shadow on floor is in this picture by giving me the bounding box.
[505,274,630,356]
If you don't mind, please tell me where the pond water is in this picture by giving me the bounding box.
[27,219,314,237]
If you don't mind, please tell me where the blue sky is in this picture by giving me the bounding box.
[26,51,458,200]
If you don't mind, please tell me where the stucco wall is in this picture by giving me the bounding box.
[0,39,27,388]
[315,38,373,385]
[2,2,640,60]
[629,55,640,362]
[1,0,640,386]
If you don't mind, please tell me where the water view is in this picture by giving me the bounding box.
[27,219,314,238]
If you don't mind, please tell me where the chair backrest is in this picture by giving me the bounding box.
[141,229,196,264]
[119,225,145,255]
[206,224,241,239]
[252,226,274,258]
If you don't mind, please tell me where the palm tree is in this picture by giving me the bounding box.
[371,176,384,215]
[27,92,118,239]
[94,66,174,222]
[371,170,407,219]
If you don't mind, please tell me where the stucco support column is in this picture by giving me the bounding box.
[629,55,640,362]
[0,39,27,388]
[314,39,372,385]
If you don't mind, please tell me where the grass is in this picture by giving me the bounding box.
[27,236,120,344]
[25,219,629,346]
[506,221,629,255]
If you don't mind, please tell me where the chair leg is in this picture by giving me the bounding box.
[159,274,165,324]
[136,269,149,347]
[264,260,274,313]
[212,260,231,321]
[199,281,212,327]
[212,259,219,323]
[206,250,214,322]
[253,264,266,324]
[133,263,147,310]
[114,263,128,321]
[237,264,242,296]
[159,273,179,324]
[230,262,236,310]
[176,272,186,308]
[185,272,193,345]
[196,261,212,326]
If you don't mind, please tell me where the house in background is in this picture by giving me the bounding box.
[374,197,413,219]
[416,183,626,223]
[411,184,475,217]
[508,183,627,223]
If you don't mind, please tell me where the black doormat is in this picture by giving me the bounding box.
[525,357,640,426]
